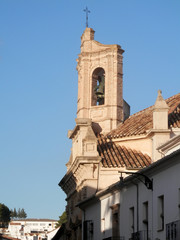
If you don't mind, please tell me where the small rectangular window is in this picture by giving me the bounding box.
[178,188,180,211]
[40,223,46,226]
[83,220,93,240]
[111,204,120,239]
[142,201,148,225]
[129,207,135,233]
[157,195,164,231]
[142,201,149,238]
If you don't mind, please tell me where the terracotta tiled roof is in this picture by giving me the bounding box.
[97,134,151,168]
[10,219,57,222]
[168,94,180,127]
[9,223,21,225]
[107,93,180,139]
[0,235,21,240]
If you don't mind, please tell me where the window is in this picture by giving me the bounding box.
[40,223,46,226]
[178,189,180,218]
[92,68,105,106]
[83,220,93,240]
[166,220,180,240]
[111,204,120,239]
[129,207,135,234]
[157,195,164,231]
[142,201,149,238]
[142,201,148,225]
[82,186,87,199]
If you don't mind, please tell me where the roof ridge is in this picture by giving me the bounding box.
[128,105,153,119]
[11,218,57,221]
[106,92,180,139]
[128,92,180,119]
[166,92,180,102]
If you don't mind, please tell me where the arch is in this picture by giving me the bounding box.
[91,67,105,106]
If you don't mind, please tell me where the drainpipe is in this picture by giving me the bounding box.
[119,171,153,239]
[136,183,139,234]
[82,209,85,240]
[96,161,100,192]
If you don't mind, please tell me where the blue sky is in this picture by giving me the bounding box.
[0,0,180,220]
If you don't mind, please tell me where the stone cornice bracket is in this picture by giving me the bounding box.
[157,134,180,156]
[68,118,92,139]
[67,118,99,164]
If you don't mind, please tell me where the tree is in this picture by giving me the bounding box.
[11,208,27,219]
[16,208,27,219]
[20,208,27,219]
[56,211,67,228]
[0,203,11,227]
[17,208,21,219]
[11,208,17,219]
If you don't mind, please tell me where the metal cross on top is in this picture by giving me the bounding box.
[84,7,90,28]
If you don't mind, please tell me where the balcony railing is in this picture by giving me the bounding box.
[129,230,151,240]
[166,220,180,240]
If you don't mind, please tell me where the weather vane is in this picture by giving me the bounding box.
[84,7,90,28]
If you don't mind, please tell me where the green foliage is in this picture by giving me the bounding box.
[0,204,27,227]
[20,208,27,218]
[56,211,67,228]
[11,208,27,219]
[11,208,17,219]
[0,203,11,227]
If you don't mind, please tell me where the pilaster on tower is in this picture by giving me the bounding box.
[76,28,129,134]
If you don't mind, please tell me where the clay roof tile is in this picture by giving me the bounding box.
[107,93,180,139]
[97,134,151,169]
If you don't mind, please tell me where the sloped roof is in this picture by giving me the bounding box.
[107,93,180,139]
[0,235,21,240]
[97,134,151,168]
[10,219,57,222]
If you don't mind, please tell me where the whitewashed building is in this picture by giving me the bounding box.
[78,145,180,240]
[8,219,57,240]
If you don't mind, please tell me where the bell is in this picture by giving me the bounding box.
[95,75,105,96]
[96,84,104,95]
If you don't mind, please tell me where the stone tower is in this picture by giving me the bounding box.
[76,28,129,134]
[60,28,129,239]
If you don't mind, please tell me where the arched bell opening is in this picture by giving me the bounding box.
[91,68,105,106]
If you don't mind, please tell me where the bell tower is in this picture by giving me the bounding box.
[76,28,128,133]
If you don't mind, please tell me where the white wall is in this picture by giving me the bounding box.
[101,191,120,239]
[82,201,101,240]
[82,150,180,240]
[8,220,57,240]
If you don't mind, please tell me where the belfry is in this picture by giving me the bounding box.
[76,27,130,133]
[59,27,130,239]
